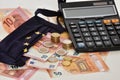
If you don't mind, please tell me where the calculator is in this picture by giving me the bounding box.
[59,0,120,52]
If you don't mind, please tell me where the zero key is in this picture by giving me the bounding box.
[111,36,120,45]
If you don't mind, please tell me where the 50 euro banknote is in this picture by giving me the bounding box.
[47,65,69,78]
[61,52,109,74]
[2,7,31,33]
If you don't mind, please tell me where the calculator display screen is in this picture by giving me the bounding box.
[63,5,117,18]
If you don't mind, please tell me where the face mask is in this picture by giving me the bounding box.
[0,8,66,66]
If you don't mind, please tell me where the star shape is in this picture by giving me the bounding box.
[35,31,41,35]
[26,36,31,39]
[24,42,29,46]
[42,34,45,37]
[23,48,28,53]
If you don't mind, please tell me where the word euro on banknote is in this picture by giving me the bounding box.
[2,7,30,33]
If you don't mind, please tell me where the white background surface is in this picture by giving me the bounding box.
[0,0,120,80]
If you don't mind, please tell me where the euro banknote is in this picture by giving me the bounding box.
[24,33,62,62]
[62,53,109,74]
[0,62,28,70]
[2,7,30,33]
[0,67,37,80]
[27,58,59,70]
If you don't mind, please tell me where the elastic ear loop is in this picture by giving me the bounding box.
[35,9,65,33]
[58,0,66,4]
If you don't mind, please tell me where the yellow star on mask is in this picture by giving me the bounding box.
[42,34,45,36]
[23,48,28,53]
[26,36,31,39]
[35,31,41,35]
[24,42,29,46]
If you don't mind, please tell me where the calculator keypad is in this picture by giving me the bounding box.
[68,18,120,52]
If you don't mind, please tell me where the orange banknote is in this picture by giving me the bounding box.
[0,62,28,70]
[2,7,30,33]
[0,67,37,80]
[27,58,59,70]
[62,52,109,74]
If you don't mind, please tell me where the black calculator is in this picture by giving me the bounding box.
[59,0,120,52]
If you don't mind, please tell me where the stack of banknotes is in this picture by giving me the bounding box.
[0,7,109,80]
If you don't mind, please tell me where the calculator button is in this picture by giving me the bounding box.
[69,22,75,25]
[93,36,101,41]
[103,20,111,23]
[86,42,95,48]
[95,20,102,24]
[89,27,96,31]
[91,32,99,36]
[86,21,93,24]
[107,26,114,31]
[96,23,103,27]
[77,42,86,48]
[83,32,90,37]
[76,38,83,42]
[79,21,86,25]
[88,24,94,27]
[114,22,120,26]
[85,37,92,41]
[74,33,81,37]
[81,28,88,32]
[97,27,105,31]
[102,36,109,40]
[70,25,77,28]
[115,26,120,30]
[95,41,104,47]
[72,28,79,33]
[104,41,112,47]
[111,19,119,23]
[109,31,116,35]
[117,30,120,34]
[103,20,112,25]
[99,31,107,36]
[111,36,120,45]
[79,24,86,28]
[105,23,112,26]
